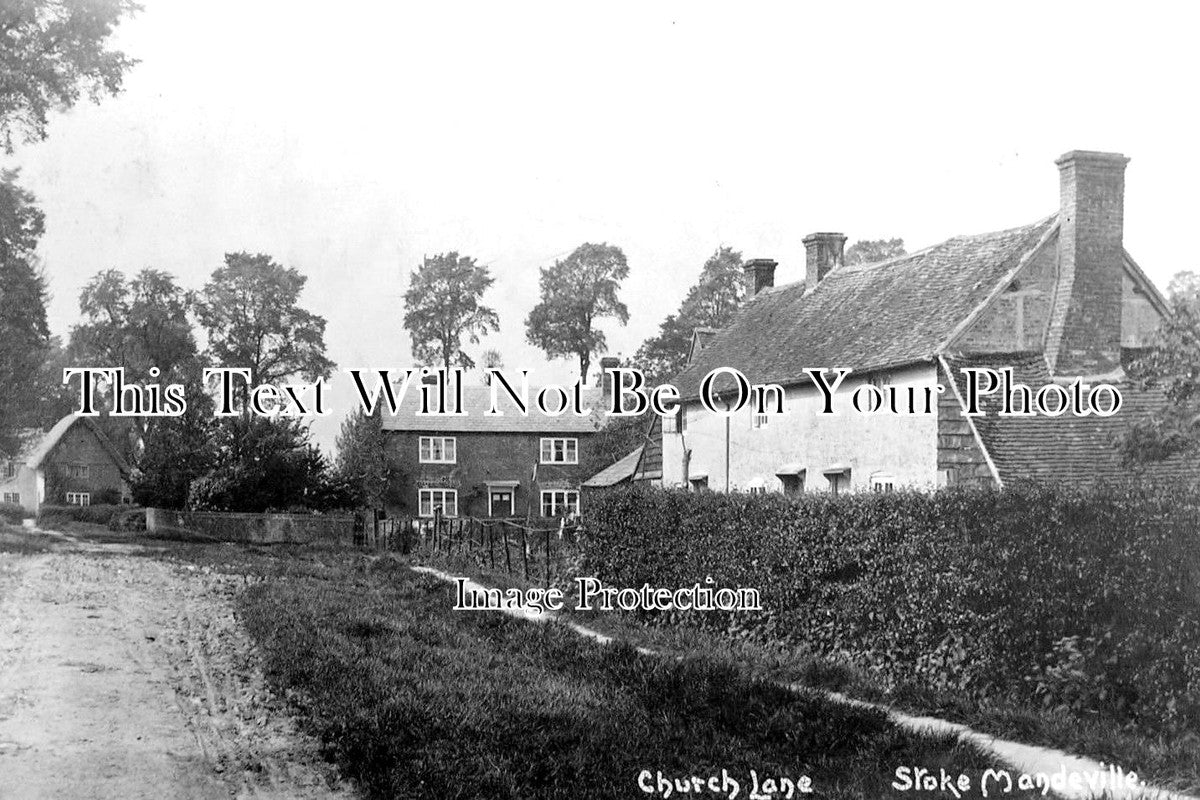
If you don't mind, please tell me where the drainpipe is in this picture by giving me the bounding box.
[724,407,731,493]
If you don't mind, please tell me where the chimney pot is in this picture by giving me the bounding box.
[743,258,778,296]
[802,232,847,291]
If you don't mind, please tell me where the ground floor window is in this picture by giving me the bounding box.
[2,492,19,504]
[871,473,896,493]
[66,492,91,506]
[418,488,457,517]
[540,490,579,518]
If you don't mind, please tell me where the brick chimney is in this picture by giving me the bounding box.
[743,259,777,296]
[599,356,620,406]
[1047,150,1129,376]
[803,232,847,291]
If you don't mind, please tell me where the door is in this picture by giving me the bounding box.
[489,490,514,517]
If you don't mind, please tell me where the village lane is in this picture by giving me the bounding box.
[0,537,352,800]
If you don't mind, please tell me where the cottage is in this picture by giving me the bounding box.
[615,150,1192,492]
[0,414,133,514]
[380,363,620,519]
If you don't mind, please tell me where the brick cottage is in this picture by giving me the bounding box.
[0,414,132,514]
[381,363,620,519]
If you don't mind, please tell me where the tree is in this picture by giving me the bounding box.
[402,252,499,371]
[0,0,140,153]
[633,246,744,385]
[69,267,196,380]
[188,416,349,512]
[197,252,335,407]
[0,169,49,452]
[845,238,907,266]
[334,407,402,509]
[1121,271,1200,462]
[525,242,629,383]
[131,366,218,508]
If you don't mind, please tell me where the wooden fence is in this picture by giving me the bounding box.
[355,511,576,587]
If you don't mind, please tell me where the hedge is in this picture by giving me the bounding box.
[37,503,125,526]
[575,483,1200,734]
[0,502,29,524]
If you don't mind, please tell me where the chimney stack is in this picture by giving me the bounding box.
[803,232,847,291]
[1047,150,1129,376]
[742,258,777,296]
[599,356,620,406]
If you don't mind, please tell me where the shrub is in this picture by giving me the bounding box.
[576,482,1200,734]
[0,502,29,524]
[107,507,146,532]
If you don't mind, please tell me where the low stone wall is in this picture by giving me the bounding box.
[146,507,355,545]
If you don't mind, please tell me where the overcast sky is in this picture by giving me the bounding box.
[9,1,1200,450]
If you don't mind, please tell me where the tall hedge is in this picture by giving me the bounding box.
[576,483,1200,733]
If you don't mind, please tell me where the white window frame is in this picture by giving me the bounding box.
[418,488,458,517]
[2,492,19,504]
[540,489,579,518]
[418,436,456,464]
[752,412,769,429]
[66,492,91,506]
[3,461,16,479]
[539,437,578,464]
[871,473,897,493]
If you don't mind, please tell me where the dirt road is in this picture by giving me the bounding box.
[0,537,352,800]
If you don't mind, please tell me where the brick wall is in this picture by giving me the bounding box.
[936,361,997,488]
[384,430,600,518]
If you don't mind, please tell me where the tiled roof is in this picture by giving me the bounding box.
[381,385,608,434]
[944,355,1200,486]
[672,215,1059,399]
[582,446,644,487]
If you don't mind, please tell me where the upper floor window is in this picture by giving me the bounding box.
[540,437,578,464]
[2,461,16,479]
[419,488,458,517]
[664,408,687,434]
[419,436,456,464]
[752,413,769,429]
[2,492,19,504]
[66,492,91,506]
[62,463,89,479]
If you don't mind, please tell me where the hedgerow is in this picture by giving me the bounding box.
[575,482,1200,734]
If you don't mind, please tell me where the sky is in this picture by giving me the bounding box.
[8,1,1200,451]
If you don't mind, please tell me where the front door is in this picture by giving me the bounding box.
[489,490,514,517]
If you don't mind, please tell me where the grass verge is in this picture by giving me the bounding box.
[422,551,1200,796]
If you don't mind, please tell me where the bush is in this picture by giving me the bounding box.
[108,507,146,532]
[0,502,29,524]
[37,503,123,527]
[576,482,1200,735]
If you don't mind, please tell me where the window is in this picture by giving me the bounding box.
[418,488,457,517]
[689,476,709,492]
[665,407,686,434]
[66,492,91,506]
[752,413,769,429]
[61,463,89,479]
[3,461,16,479]
[540,490,579,518]
[868,373,891,390]
[872,479,896,493]
[419,436,456,464]
[749,486,768,495]
[540,438,578,464]
[2,492,19,504]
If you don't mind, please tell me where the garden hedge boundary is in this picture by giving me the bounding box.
[576,482,1200,734]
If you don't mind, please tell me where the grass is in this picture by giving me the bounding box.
[0,522,57,555]
[421,550,1200,796]
[130,542,1040,800]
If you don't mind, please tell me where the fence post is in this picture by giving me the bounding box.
[521,526,529,581]
[544,527,551,589]
[488,523,495,570]
[503,525,511,573]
